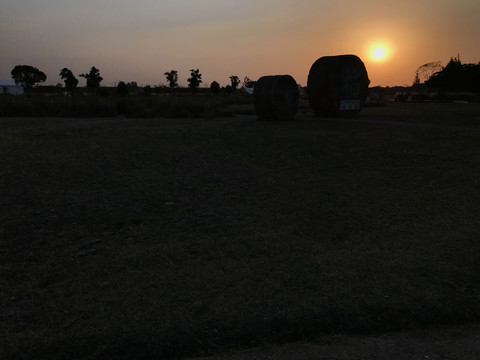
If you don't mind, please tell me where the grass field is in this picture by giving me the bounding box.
[0,92,254,119]
[1,102,480,359]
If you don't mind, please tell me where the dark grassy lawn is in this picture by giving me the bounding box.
[1,102,480,359]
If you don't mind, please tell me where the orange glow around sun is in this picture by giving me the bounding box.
[368,43,392,62]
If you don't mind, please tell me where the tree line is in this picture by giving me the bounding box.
[11,55,479,95]
[412,55,480,92]
[9,65,256,94]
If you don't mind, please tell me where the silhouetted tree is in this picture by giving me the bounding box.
[426,56,460,91]
[416,61,443,83]
[59,68,78,90]
[425,55,480,93]
[210,81,220,95]
[412,71,421,88]
[243,76,256,88]
[11,65,47,90]
[164,70,178,89]
[117,81,128,96]
[79,67,103,89]
[463,62,480,92]
[230,75,240,89]
[187,69,202,93]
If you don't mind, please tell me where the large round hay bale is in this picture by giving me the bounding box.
[253,75,299,120]
[307,55,370,116]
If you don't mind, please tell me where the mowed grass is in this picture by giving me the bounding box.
[1,102,480,359]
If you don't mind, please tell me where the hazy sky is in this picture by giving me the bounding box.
[1,0,479,87]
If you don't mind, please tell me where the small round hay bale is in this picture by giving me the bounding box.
[253,75,299,120]
[307,55,370,116]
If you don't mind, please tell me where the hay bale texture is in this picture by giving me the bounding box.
[307,55,370,116]
[253,75,299,120]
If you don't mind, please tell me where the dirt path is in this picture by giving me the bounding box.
[189,325,480,360]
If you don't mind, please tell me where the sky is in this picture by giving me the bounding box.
[1,0,479,88]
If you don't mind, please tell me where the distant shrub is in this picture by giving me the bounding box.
[117,81,129,96]
[210,81,220,95]
[224,85,234,94]
[143,85,152,96]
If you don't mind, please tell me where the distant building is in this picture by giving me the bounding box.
[0,80,24,95]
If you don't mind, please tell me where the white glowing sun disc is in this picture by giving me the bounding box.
[373,47,386,59]
[370,44,390,62]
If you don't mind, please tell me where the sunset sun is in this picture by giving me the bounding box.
[372,47,386,60]
[369,43,391,62]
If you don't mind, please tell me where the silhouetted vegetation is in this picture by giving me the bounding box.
[230,75,240,89]
[79,66,103,90]
[10,65,47,90]
[59,68,78,91]
[0,89,253,118]
[187,68,202,93]
[426,56,480,92]
[412,71,421,88]
[394,56,480,103]
[117,81,129,96]
[5,53,480,122]
[143,85,152,96]
[210,81,220,95]
[243,76,256,88]
[224,85,234,94]
[125,81,139,94]
[164,70,178,89]
[416,61,443,83]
